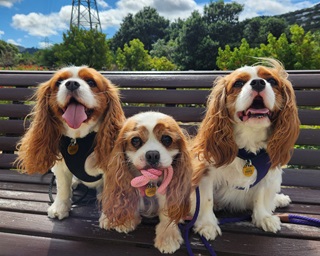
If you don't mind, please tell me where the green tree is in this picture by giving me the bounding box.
[217,25,320,70]
[242,17,287,47]
[111,7,170,52]
[150,56,176,71]
[174,0,243,70]
[55,26,111,70]
[150,39,177,63]
[174,11,217,70]
[116,39,152,71]
[0,40,20,67]
[35,44,60,68]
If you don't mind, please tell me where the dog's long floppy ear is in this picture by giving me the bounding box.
[267,78,300,168]
[95,77,125,167]
[100,133,141,228]
[193,77,238,168]
[16,81,62,174]
[166,127,192,224]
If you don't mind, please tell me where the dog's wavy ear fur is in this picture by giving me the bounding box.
[100,128,141,228]
[95,75,125,168]
[192,76,238,184]
[16,81,62,174]
[165,124,192,224]
[267,78,300,168]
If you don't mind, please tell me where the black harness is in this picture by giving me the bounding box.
[59,132,102,183]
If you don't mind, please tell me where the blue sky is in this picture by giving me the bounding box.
[0,0,319,49]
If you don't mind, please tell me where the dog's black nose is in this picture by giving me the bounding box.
[65,80,80,91]
[145,150,160,166]
[250,79,266,92]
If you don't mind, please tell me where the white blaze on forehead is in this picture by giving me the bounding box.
[56,66,97,109]
[127,111,169,132]
[59,66,88,77]
[125,112,178,169]
[235,66,276,112]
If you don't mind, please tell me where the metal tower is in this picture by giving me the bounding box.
[70,0,102,31]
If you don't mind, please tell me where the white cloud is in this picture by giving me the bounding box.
[38,41,54,49]
[234,0,317,20]
[97,0,109,9]
[99,0,202,30]
[0,30,4,37]
[11,7,70,37]
[7,38,21,45]
[0,0,21,8]
[7,0,318,43]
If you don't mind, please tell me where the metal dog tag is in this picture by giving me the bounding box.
[242,160,255,177]
[145,183,157,197]
[67,139,79,155]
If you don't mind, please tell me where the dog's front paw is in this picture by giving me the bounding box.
[275,193,291,208]
[48,200,71,220]
[155,223,183,254]
[193,221,222,240]
[99,213,140,233]
[253,215,281,233]
[99,213,110,229]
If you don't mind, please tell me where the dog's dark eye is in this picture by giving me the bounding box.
[86,79,97,87]
[131,137,142,148]
[233,80,245,88]
[161,135,172,147]
[55,79,63,87]
[267,78,278,87]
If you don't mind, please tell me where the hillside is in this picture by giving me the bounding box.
[277,3,320,32]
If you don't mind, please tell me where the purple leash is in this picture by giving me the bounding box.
[278,214,320,227]
[179,188,320,255]
[179,187,216,256]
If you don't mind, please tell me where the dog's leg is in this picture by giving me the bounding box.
[48,162,73,220]
[192,175,221,240]
[252,186,281,233]
[99,196,141,233]
[154,195,183,254]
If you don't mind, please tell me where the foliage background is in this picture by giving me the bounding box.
[1,0,320,71]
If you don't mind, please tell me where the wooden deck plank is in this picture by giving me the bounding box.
[1,210,320,256]
[0,232,173,256]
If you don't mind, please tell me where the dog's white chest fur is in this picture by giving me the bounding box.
[207,159,283,211]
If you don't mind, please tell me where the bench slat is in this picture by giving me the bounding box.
[0,88,35,101]
[0,120,29,134]
[2,71,320,89]
[123,106,206,122]
[295,90,320,106]
[296,129,320,146]
[0,154,16,169]
[120,89,208,104]
[283,169,320,188]
[298,109,320,125]
[289,148,320,166]
[0,104,31,118]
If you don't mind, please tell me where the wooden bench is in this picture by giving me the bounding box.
[0,70,319,256]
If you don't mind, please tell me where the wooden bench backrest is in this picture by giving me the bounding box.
[0,70,319,187]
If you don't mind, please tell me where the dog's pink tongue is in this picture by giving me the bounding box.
[62,102,87,129]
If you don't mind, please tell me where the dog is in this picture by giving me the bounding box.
[99,111,192,253]
[191,58,300,240]
[16,66,125,220]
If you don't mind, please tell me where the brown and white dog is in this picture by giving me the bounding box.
[16,66,125,220]
[99,111,192,253]
[191,58,300,240]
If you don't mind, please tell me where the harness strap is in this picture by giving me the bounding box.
[237,148,271,189]
[60,132,102,183]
